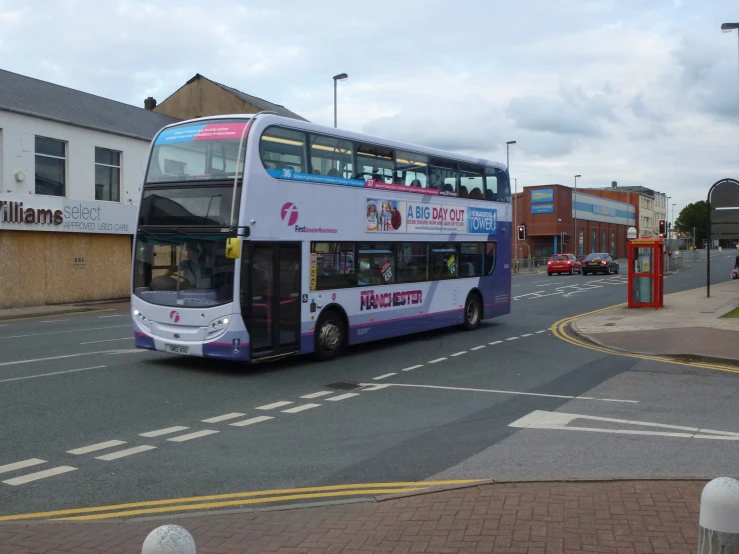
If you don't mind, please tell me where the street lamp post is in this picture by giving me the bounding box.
[573,175,581,257]
[506,141,517,259]
[672,202,676,249]
[721,23,739,103]
[332,73,348,128]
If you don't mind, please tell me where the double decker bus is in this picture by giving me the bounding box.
[132,113,512,362]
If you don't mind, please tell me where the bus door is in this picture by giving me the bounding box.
[244,243,301,358]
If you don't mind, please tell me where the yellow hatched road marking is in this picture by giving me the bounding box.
[0,480,484,522]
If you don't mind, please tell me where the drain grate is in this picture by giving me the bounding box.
[325,382,362,390]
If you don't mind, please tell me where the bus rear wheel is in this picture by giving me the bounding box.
[314,310,345,361]
[463,293,482,331]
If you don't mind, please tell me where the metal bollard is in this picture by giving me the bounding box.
[698,477,739,553]
[142,525,196,554]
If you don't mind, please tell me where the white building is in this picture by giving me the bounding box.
[0,69,179,309]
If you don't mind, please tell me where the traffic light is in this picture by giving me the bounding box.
[517,224,526,240]
[658,220,666,237]
[562,233,569,244]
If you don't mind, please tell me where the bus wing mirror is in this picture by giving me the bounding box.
[226,238,241,259]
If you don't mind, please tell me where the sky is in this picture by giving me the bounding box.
[1,0,738,216]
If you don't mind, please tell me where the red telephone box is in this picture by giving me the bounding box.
[627,238,664,308]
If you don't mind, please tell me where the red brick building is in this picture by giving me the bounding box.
[513,184,637,260]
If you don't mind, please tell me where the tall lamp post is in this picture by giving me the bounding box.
[672,202,676,249]
[506,141,517,258]
[573,175,581,257]
[721,23,739,102]
[333,73,348,128]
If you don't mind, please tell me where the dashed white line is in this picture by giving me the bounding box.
[0,324,129,341]
[506,337,519,341]
[96,445,156,461]
[256,401,293,410]
[362,384,391,391]
[536,330,547,334]
[428,357,447,364]
[0,459,45,474]
[168,430,219,442]
[373,373,396,380]
[450,351,467,357]
[521,334,533,337]
[282,404,321,413]
[402,365,423,372]
[139,426,189,438]
[201,413,246,423]
[67,440,126,455]
[98,315,124,318]
[471,345,486,351]
[301,391,334,399]
[230,416,274,427]
[80,337,133,345]
[0,366,107,384]
[40,319,70,323]
[3,466,77,486]
[326,393,360,401]
[489,340,503,345]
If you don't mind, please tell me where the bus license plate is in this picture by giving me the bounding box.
[167,344,189,354]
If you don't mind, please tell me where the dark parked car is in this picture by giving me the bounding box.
[581,253,619,275]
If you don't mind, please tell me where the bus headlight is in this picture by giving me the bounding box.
[207,316,231,337]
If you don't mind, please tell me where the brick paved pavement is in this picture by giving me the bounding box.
[0,480,705,553]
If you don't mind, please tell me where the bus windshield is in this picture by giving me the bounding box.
[138,186,240,227]
[133,233,236,307]
[146,119,250,184]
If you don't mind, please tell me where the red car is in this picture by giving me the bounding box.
[547,254,581,275]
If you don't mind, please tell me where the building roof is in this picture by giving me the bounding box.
[0,69,181,141]
[203,76,308,121]
[587,185,665,197]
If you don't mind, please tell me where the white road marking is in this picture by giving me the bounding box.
[489,340,503,345]
[0,347,146,367]
[201,413,246,423]
[0,324,8,327]
[402,365,423,372]
[373,373,396,380]
[536,330,547,334]
[506,337,519,341]
[139,426,189,438]
[282,404,321,413]
[372,383,638,403]
[256,401,293,410]
[96,445,156,461]
[0,324,129,341]
[0,366,107,384]
[509,410,739,439]
[98,315,124,318]
[67,440,126,455]
[450,351,467,357]
[301,391,334,399]
[80,337,133,345]
[40,319,70,323]
[0,459,45,474]
[3,466,77,486]
[512,291,545,299]
[326,393,360,401]
[521,334,533,337]
[471,345,486,351]
[428,357,447,364]
[362,384,391,391]
[230,416,274,427]
[168,430,219,442]
[529,292,564,299]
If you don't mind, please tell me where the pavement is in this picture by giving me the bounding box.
[0,299,129,321]
[0,250,737,553]
[0,480,704,553]
[573,279,739,363]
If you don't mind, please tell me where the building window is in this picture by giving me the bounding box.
[95,148,121,202]
[601,230,606,252]
[35,137,66,197]
[610,231,616,257]
[578,230,584,257]
[591,230,597,253]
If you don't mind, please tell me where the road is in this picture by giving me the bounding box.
[0,251,737,519]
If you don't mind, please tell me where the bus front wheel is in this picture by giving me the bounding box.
[463,293,482,331]
[314,310,345,361]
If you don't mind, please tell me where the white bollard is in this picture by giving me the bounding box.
[698,477,739,553]
[142,525,196,554]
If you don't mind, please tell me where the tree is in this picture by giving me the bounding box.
[674,201,708,244]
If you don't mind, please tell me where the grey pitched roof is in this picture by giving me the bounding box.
[205,76,308,121]
[0,69,181,141]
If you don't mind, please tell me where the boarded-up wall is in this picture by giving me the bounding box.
[0,231,132,309]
